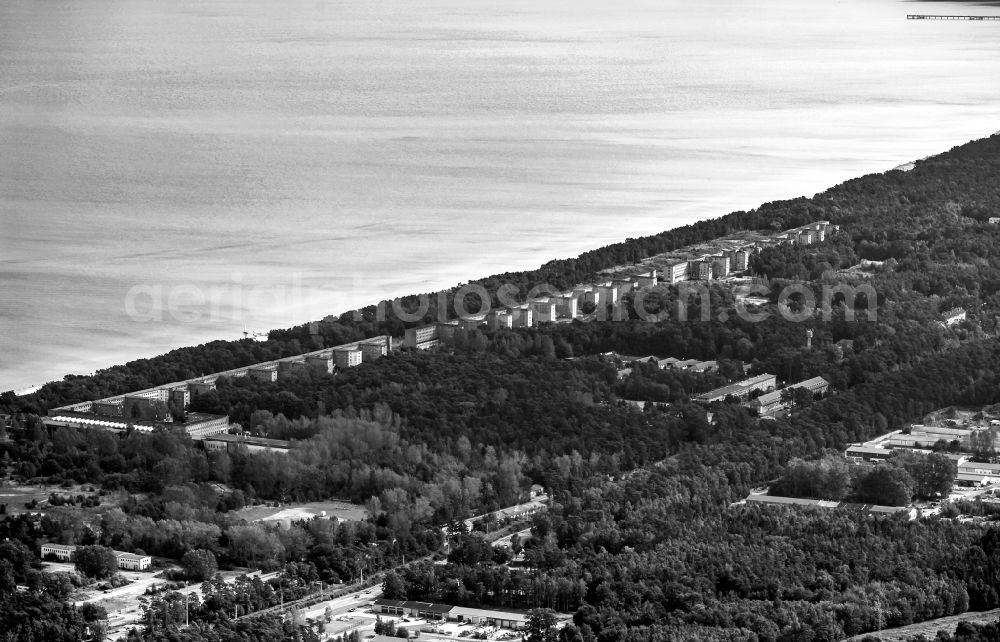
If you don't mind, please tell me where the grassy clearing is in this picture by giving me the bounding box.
[235,500,367,523]
[845,609,1000,641]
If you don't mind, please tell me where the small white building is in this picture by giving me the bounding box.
[116,552,152,571]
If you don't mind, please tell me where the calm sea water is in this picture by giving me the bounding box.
[1,0,999,391]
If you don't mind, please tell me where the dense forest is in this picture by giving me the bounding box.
[5,135,999,414]
[3,134,1000,640]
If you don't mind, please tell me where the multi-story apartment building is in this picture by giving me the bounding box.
[306,354,334,374]
[688,260,711,280]
[334,348,363,369]
[532,301,557,324]
[247,366,278,383]
[553,294,578,319]
[404,324,439,349]
[359,341,388,361]
[711,256,730,279]
[663,260,688,284]
[487,310,513,330]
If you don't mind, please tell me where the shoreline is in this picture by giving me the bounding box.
[0,134,990,396]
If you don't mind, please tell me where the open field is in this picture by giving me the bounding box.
[845,609,1000,641]
[0,481,106,514]
[235,500,366,523]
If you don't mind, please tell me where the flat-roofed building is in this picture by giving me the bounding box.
[957,473,993,487]
[745,494,839,509]
[247,366,278,383]
[334,348,363,369]
[959,461,1000,476]
[749,376,831,416]
[711,256,730,279]
[552,294,577,319]
[306,354,334,374]
[278,360,305,374]
[735,248,752,271]
[183,413,230,439]
[40,544,151,571]
[458,315,487,331]
[845,445,894,463]
[449,606,529,630]
[688,260,711,280]
[359,340,388,361]
[127,389,170,402]
[887,425,972,450]
[532,300,557,324]
[599,282,620,306]
[510,306,533,328]
[574,285,595,305]
[170,387,191,409]
[373,599,407,616]
[405,324,439,349]
[663,260,688,284]
[188,381,216,397]
[203,433,291,455]
[40,543,76,561]
[632,270,657,288]
[123,395,171,422]
[487,310,513,330]
[406,601,453,621]
[91,399,124,418]
[696,374,776,404]
[611,278,634,296]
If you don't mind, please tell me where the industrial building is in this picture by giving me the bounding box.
[372,599,530,630]
[886,425,973,450]
[844,444,894,463]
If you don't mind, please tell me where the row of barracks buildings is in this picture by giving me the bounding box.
[403,221,837,349]
[45,336,391,441]
[43,221,837,437]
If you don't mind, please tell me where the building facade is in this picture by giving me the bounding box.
[306,355,334,374]
[247,366,278,383]
[334,348,364,369]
